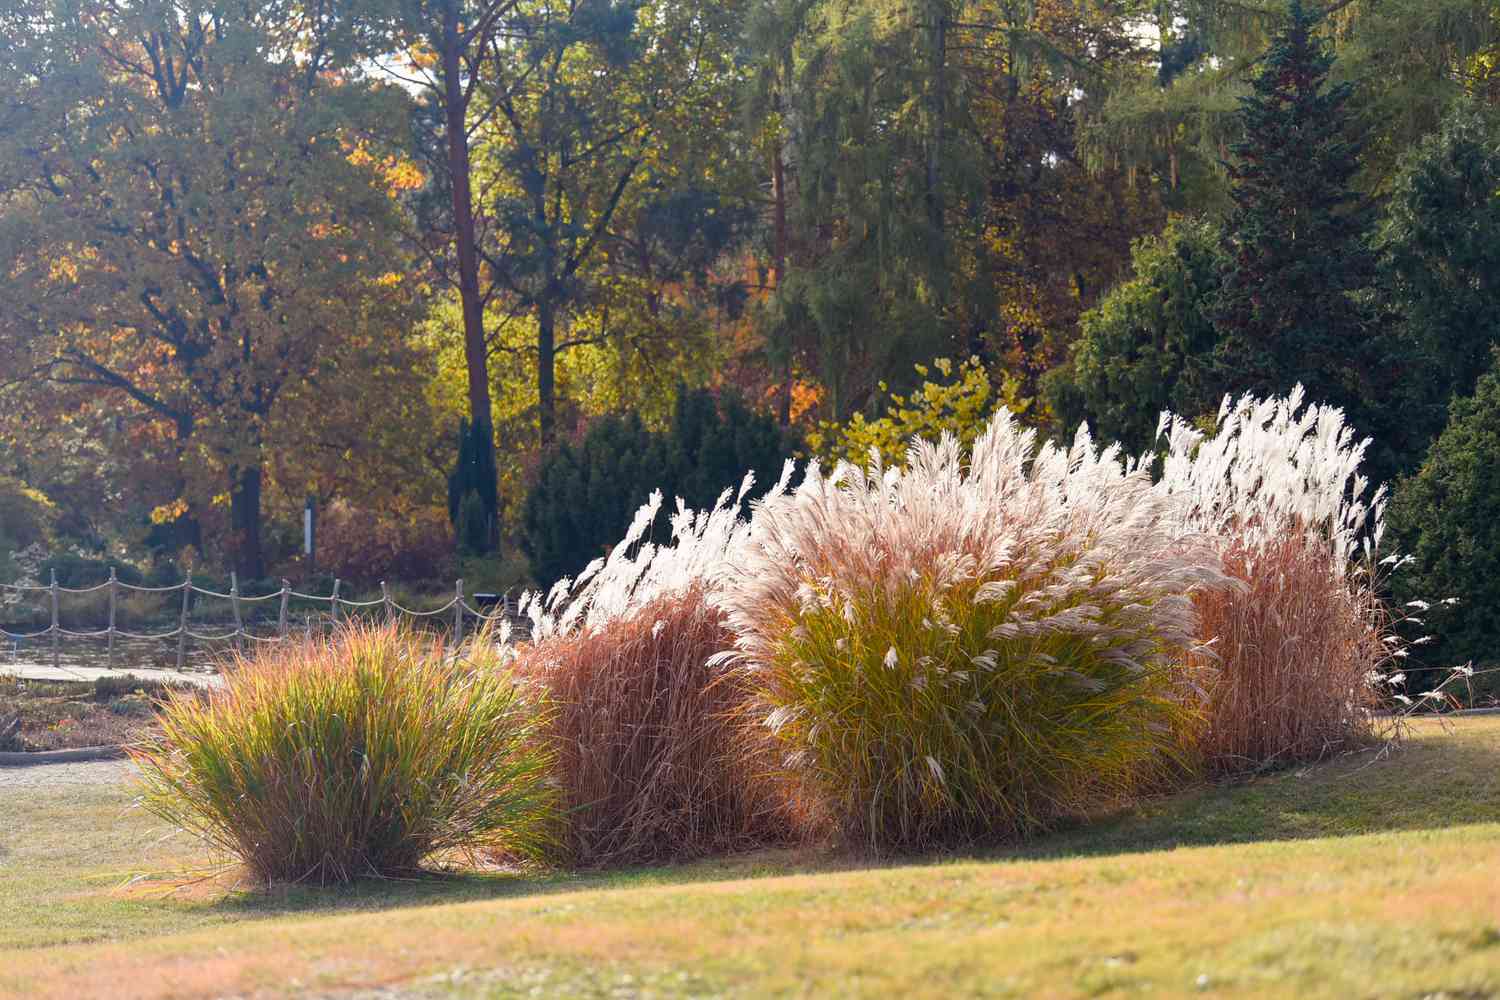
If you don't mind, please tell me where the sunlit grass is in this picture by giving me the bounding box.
[3,718,1497,998]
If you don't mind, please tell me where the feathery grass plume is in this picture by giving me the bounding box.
[513,585,800,866]
[714,411,1230,851]
[131,623,558,885]
[1156,387,1395,772]
[522,467,790,639]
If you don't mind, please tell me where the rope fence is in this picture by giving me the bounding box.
[1,569,528,672]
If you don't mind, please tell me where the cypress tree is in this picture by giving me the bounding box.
[447,418,498,555]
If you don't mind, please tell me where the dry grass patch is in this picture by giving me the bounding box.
[514,586,800,866]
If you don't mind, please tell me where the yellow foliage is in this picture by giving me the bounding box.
[808,357,1002,468]
[149,498,190,526]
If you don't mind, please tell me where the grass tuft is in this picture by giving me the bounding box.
[513,585,798,866]
[716,415,1231,850]
[130,623,559,884]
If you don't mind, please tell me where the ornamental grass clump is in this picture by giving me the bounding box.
[515,585,796,866]
[132,624,558,884]
[516,481,801,864]
[1157,388,1393,773]
[715,412,1230,851]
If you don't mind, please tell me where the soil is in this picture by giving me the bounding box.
[0,675,175,751]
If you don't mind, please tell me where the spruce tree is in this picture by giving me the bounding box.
[1206,0,1397,476]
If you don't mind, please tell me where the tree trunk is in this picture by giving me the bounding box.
[537,296,556,445]
[925,1,947,244]
[440,1,498,518]
[772,136,793,428]
[229,463,264,581]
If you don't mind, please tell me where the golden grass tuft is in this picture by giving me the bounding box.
[130,623,559,884]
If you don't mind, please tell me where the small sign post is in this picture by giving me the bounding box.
[303,496,316,575]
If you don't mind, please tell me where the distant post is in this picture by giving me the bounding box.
[49,569,59,671]
[303,496,317,576]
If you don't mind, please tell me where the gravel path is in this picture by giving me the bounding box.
[0,758,135,791]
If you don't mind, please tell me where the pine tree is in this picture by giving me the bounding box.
[1206,0,1390,464]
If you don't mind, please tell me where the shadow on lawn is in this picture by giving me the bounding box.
[206,719,1500,920]
[1008,718,1500,862]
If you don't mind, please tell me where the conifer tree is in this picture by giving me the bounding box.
[448,419,498,554]
[1206,0,1403,478]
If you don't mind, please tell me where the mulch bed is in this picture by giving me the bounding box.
[0,675,172,752]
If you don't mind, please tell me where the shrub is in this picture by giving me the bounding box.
[1044,218,1226,455]
[132,624,558,884]
[0,475,55,554]
[807,356,999,469]
[1387,357,1500,693]
[1157,387,1392,772]
[522,389,792,590]
[514,585,794,866]
[714,413,1229,850]
[522,412,668,591]
[448,417,498,555]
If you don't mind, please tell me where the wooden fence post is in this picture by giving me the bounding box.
[229,572,244,654]
[176,574,191,671]
[49,569,59,672]
[330,579,342,628]
[381,581,393,623]
[107,567,117,670]
[277,581,290,639]
[453,579,464,647]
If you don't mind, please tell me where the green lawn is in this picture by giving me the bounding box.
[3,717,1499,999]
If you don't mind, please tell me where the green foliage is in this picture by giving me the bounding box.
[521,413,668,590]
[522,390,791,588]
[809,357,997,468]
[665,386,792,510]
[1046,218,1226,454]
[0,475,54,555]
[1378,99,1500,445]
[1205,0,1409,482]
[132,625,559,884]
[1387,354,1500,682]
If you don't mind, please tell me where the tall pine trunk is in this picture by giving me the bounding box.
[772,136,792,427]
[441,0,498,536]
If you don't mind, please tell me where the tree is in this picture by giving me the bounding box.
[448,418,498,553]
[745,0,1161,426]
[0,0,422,579]
[1045,218,1226,454]
[1387,351,1500,691]
[365,0,524,544]
[1378,99,1500,447]
[474,0,749,445]
[1081,0,1500,214]
[1204,0,1407,480]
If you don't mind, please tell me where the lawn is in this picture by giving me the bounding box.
[3,717,1499,999]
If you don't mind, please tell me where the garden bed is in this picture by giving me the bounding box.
[0,675,177,753]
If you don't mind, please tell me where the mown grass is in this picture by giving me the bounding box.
[2,717,1498,999]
